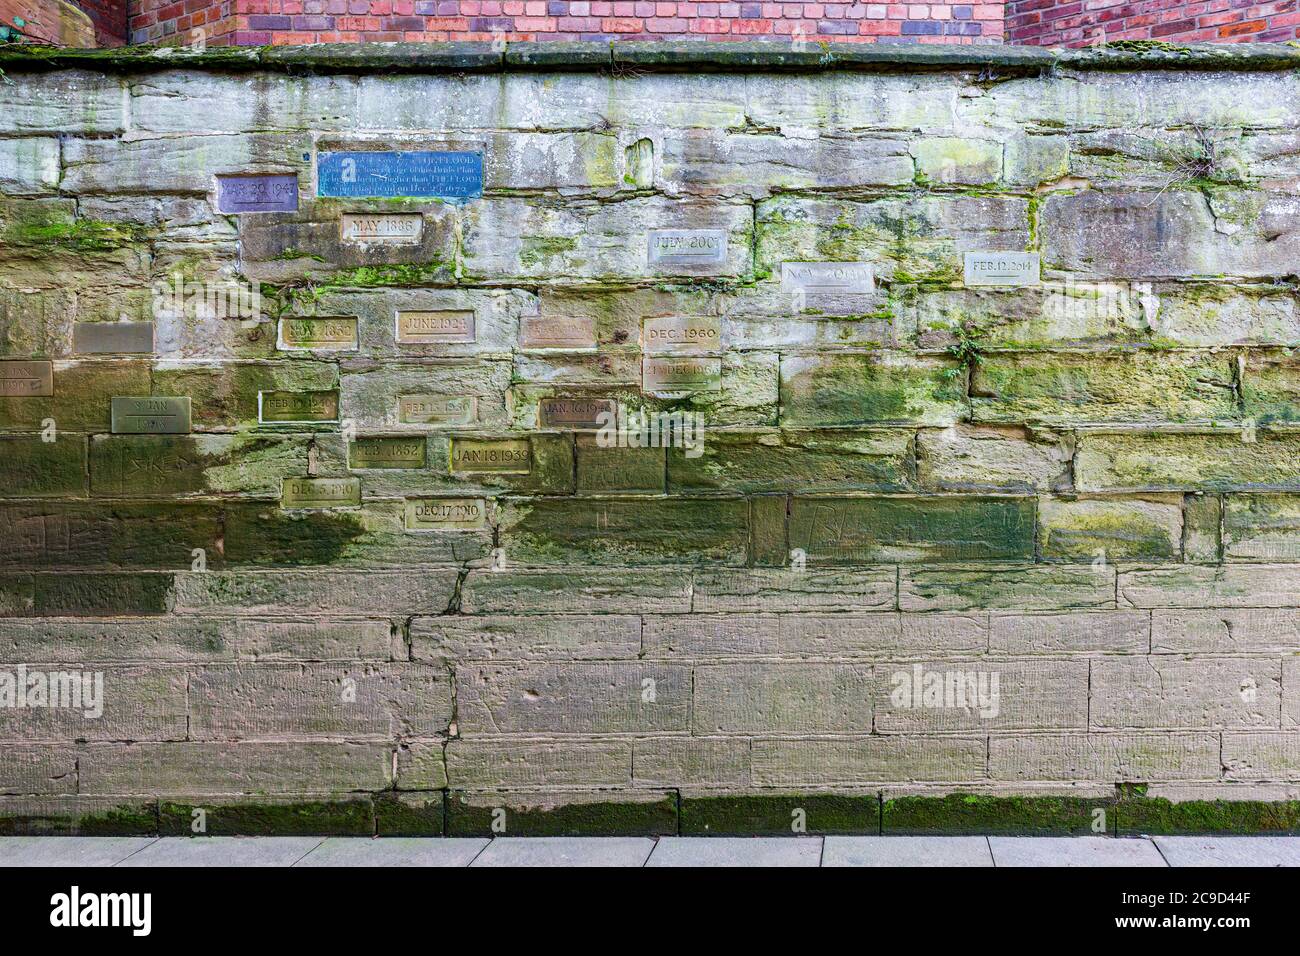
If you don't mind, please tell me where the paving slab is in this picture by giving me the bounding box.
[471,837,655,867]
[990,837,1166,868]
[1153,836,1300,868]
[824,836,993,867]
[115,837,323,867]
[646,837,823,867]
[296,838,489,867]
[0,837,158,867]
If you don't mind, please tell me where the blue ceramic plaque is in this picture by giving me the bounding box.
[216,174,299,213]
[317,151,484,201]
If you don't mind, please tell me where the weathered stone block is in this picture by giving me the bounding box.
[0,745,77,795]
[0,360,149,431]
[0,437,86,497]
[989,611,1149,655]
[901,565,1116,611]
[1184,494,1222,563]
[462,195,753,281]
[189,664,451,739]
[917,426,1070,493]
[0,139,59,195]
[1119,564,1300,608]
[1091,657,1280,730]
[498,497,749,566]
[757,194,1029,285]
[692,567,896,612]
[751,736,986,786]
[972,352,1236,425]
[1077,431,1300,492]
[668,428,911,494]
[446,739,631,789]
[0,664,185,741]
[1152,609,1300,653]
[78,742,393,794]
[1,70,127,134]
[790,495,1035,564]
[575,436,665,495]
[693,662,872,734]
[1038,496,1183,563]
[632,738,751,788]
[643,612,987,659]
[456,662,691,735]
[874,660,1087,733]
[412,614,641,662]
[1043,190,1299,279]
[172,570,459,616]
[1223,494,1300,561]
[779,353,964,427]
[989,733,1221,781]
[0,616,392,663]
[460,568,692,615]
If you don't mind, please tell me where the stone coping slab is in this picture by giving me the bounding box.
[3,41,1300,76]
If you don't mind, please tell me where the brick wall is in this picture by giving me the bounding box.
[75,0,129,43]
[3,45,1300,836]
[125,0,1004,45]
[1008,0,1300,45]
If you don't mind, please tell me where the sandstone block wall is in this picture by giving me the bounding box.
[2,43,1300,836]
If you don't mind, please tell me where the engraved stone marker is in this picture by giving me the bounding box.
[258,390,340,424]
[349,436,428,469]
[111,397,192,434]
[539,397,616,430]
[398,395,478,426]
[642,357,722,394]
[317,151,484,200]
[277,316,359,351]
[216,174,299,213]
[340,213,424,244]
[780,261,875,294]
[395,311,475,345]
[648,229,728,267]
[643,316,721,353]
[404,497,488,531]
[281,477,361,509]
[449,438,532,474]
[0,360,53,397]
[520,316,598,351]
[73,322,154,354]
[963,251,1041,287]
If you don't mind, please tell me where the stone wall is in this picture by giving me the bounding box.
[2,43,1300,836]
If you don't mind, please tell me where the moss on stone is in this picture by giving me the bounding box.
[447,791,678,836]
[375,793,446,836]
[519,235,579,268]
[316,261,450,288]
[159,798,374,836]
[224,505,370,567]
[3,206,150,252]
[681,793,879,835]
[32,571,174,615]
[883,793,1112,835]
[1116,789,1300,835]
[0,802,159,836]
